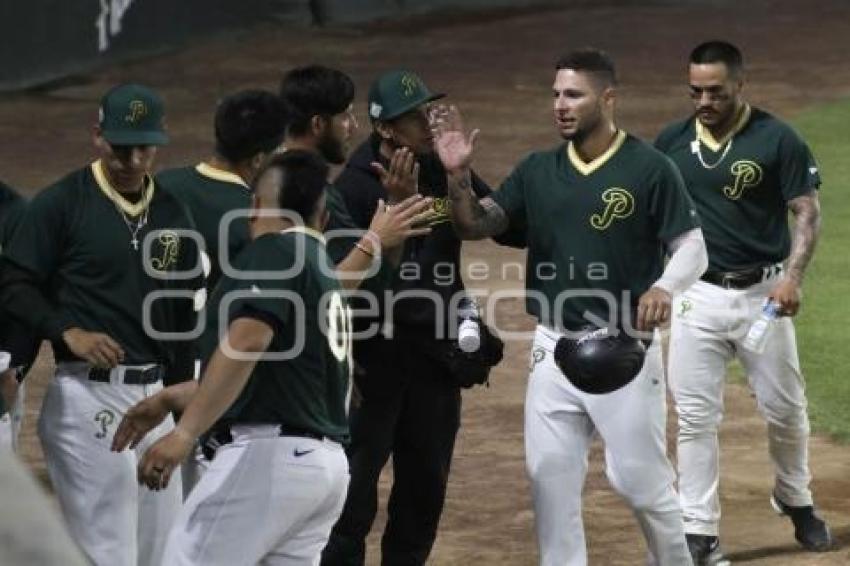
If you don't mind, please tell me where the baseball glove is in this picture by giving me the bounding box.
[426,323,504,388]
[553,327,647,394]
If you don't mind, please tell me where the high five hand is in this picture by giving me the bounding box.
[432,104,479,173]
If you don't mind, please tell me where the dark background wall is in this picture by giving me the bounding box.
[0,0,308,91]
[0,0,560,92]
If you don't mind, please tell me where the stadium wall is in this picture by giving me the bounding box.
[0,0,560,92]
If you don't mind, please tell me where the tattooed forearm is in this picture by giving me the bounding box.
[447,170,509,240]
[786,191,821,283]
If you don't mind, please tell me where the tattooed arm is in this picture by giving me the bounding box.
[769,190,821,316]
[446,169,509,240]
[433,104,510,240]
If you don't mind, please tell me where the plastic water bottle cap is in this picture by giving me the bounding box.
[458,319,480,352]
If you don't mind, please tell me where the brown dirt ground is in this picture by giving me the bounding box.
[5,0,850,564]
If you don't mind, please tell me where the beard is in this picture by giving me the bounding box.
[317,130,347,165]
[558,106,603,143]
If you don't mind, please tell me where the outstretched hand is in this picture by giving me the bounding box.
[432,104,479,173]
[368,195,434,250]
[371,147,419,203]
[111,393,171,452]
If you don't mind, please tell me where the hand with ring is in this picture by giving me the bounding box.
[137,427,194,491]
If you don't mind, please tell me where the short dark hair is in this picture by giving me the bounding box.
[555,48,617,87]
[279,65,355,137]
[256,150,329,222]
[214,89,286,163]
[689,41,743,75]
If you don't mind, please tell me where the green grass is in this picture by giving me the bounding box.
[790,100,850,441]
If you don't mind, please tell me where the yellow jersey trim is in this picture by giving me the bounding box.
[281,225,326,245]
[91,160,154,217]
[195,163,249,188]
[695,103,751,152]
[567,130,627,176]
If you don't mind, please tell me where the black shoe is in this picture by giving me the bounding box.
[770,494,834,552]
[686,534,730,566]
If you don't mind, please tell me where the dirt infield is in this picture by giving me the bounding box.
[5,1,850,564]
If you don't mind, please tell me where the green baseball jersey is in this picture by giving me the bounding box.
[157,163,252,291]
[491,131,699,331]
[655,105,820,271]
[203,227,352,442]
[4,161,201,365]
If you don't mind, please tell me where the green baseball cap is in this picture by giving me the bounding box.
[368,70,445,121]
[99,83,168,146]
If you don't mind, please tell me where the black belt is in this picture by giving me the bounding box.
[278,424,326,441]
[700,264,782,290]
[88,365,164,385]
[200,424,335,461]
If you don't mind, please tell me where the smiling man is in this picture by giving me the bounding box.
[437,48,707,566]
[656,41,830,564]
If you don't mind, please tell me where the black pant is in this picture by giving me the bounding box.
[322,335,461,566]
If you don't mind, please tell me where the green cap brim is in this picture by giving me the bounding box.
[381,92,446,121]
[102,130,169,146]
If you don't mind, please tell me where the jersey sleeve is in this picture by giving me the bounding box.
[777,125,821,200]
[4,184,67,281]
[225,238,302,329]
[471,170,526,248]
[649,156,702,243]
[470,170,491,198]
[490,154,533,226]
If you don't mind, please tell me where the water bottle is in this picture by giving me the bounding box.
[457,296,481,353]
[742,300,780,354]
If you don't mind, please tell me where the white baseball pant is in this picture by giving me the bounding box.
[38,362,182,566]
[525,325,692,566]
[162,424,349,566]
[669,274,812,536]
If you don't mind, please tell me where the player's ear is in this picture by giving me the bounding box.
[92,125,108,151]
[310,115,327,138]
[735,74,745,93]
[601,86,616,108]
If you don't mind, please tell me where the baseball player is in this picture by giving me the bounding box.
[156,89,288,495]
[110,70,431,478]
[0,181,32,452]
[0,84,202,566]
[435,48,707,565]
[655,41,831,563]
[130,150,353,565]
[278,64,433,276]
[157,89,287,292]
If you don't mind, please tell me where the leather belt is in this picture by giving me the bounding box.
[201,423,329,461]
[700,264,782,290]
[278,424,326,441]
[88,364,164,385]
